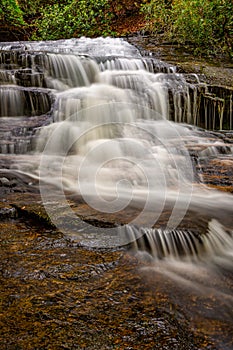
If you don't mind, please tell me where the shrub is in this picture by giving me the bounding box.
[31,0,114,40]
[0,0,26,27]
[141,0,233,57]
[141,0,172,34]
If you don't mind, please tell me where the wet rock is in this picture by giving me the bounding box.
[196,156,233,193]
[0,219,216,350]
[15,69,45,88]
[0,206,17,219]
[0,177,10,186]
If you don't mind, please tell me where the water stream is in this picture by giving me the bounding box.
[0,37,232,348]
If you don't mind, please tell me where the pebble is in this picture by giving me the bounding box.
[0,177,10,186]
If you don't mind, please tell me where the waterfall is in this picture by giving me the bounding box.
[0,86,53,154]
[0,86,52,117]
[125,219,233,261]
[0,87,24,116]
[0,38,232,128]
[0,37,232,254]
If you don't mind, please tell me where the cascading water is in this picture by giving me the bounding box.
[0,37,232,254]
[0,37,232,349]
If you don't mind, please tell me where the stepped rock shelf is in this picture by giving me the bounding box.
[0,37,233,350]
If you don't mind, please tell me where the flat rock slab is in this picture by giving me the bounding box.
[0,218,218,349]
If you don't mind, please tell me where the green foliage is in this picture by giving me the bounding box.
[211,0,233,56]
[0,0,26,27]
[172,0,215,50]
[1,0,232,58]
[30,0,115,40]
[141,0,172,34]
[141,0,233,58]
[172,0,233,56]
[17,0,69,19]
